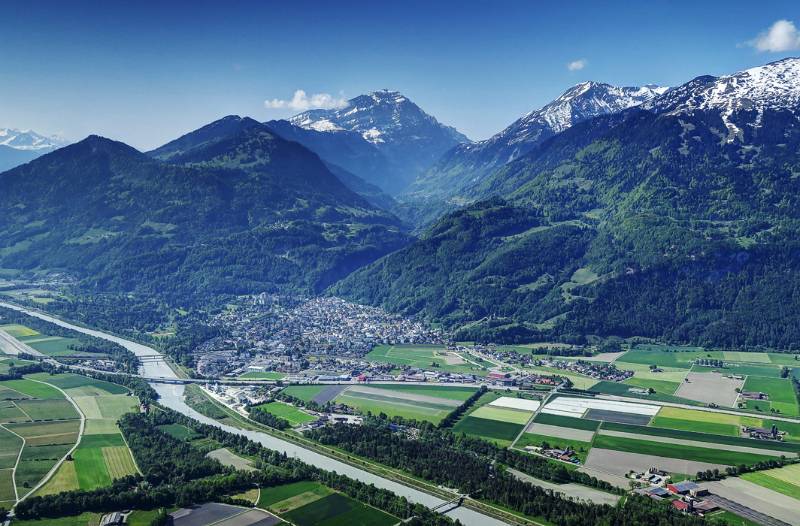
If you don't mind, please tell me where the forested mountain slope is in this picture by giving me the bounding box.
[333,58,800,348]
[0,131,409,299]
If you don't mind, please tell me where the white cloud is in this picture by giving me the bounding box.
[567,59,587,71]
[746,19,800,52]
[264,90,348,111]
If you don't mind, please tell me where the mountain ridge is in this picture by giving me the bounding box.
[0,130,409,299]
[333,58,800,348]
[288,89,470,194]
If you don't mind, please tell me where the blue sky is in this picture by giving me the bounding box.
[1,1,799,149]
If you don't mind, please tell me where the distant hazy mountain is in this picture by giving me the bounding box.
[264,119,397,210]
[0,130,409,299]
[405,82,667,207]
[288,90,469,194]
[0,128,69,171]
[334,58,800,348]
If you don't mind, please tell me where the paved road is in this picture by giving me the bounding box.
[0,329,44,357]
[704,494,791,526]
[700,478,800,526]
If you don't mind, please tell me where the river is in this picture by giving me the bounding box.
[0,301,508,526]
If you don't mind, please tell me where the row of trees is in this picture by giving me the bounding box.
[247,405,291,430]
[16,401,454,526]
[438,386,487,428]
[305,419,704,526]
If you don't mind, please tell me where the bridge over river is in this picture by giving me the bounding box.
[0,301,509,526]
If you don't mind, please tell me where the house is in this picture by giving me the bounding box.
[672,500,690,512]
[668,481,699,495]
[646,487,670,499]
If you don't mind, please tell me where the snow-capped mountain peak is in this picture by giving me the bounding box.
[407,80,666,200]
[289,90,468,146]
[0,128,68,151]
[645,57,800,141]
[287,90,470,194]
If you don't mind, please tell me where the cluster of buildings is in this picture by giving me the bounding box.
[742,424,785,441]
[470,343,590,369]
[523,444,581,464]
[535,359,634,382]
[635,473,719,517]
[193,294,444,377]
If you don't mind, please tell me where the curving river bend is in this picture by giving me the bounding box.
[0,301,508,526]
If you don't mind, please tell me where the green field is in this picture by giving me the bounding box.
[742,376,799,416]
[650,416,740,437]
[27,337,83,357]
[6,419,80,443]
[532,412,600,431]
[11,512,102,526]
[0,401,29,423]
[623,377,680,395]
[73,434,124,490]
[601,421,800,453]
[282,385,328,403]
[364,383,478,401]
[254,401,316,426]
[452,416,523,446]
[0,324,39,338]
[238,371,285,380]
[1,379,63,400]
[470,405,533,424]
[0,468,15,503]
[515,433,592,461]
[259,480,333,510]
[37,461,79,496]
[741,466,800,500]
[656,406,762,427]
[284,492,397,526]
[0,426,23,469]
[768,353,800,365]
[335,391,454,423]
[617,344,714,368]
[332,384,478,424]
[26,373,128,395]
[592,434,778,465]
[366,344,488,375]
[15,399,78,421]
[157,423,200,441]
[706,510,762,526]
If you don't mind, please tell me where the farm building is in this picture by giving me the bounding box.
[667,481,699,495]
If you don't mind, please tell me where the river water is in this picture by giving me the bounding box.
[0,301,508,526]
